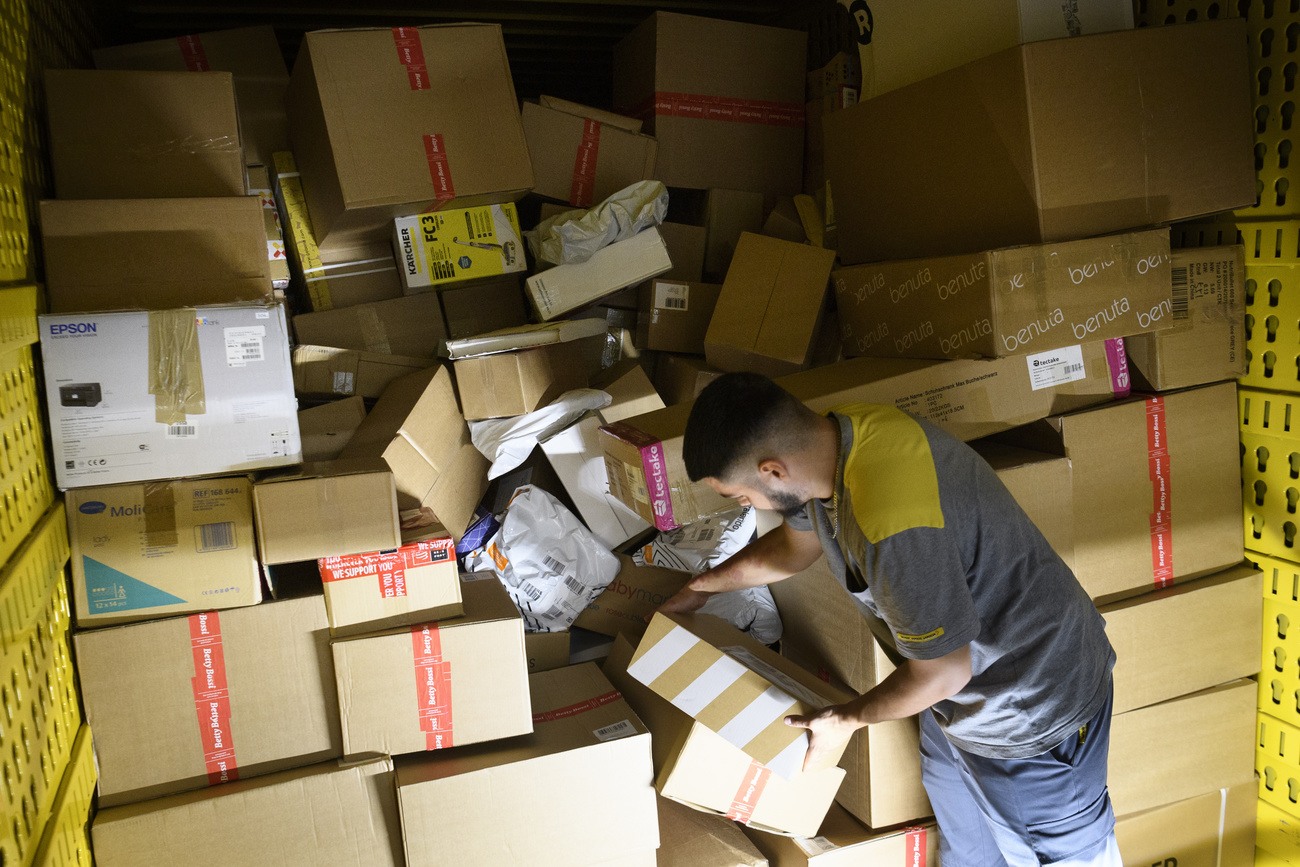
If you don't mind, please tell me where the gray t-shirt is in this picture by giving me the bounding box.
[786,405,1115,759]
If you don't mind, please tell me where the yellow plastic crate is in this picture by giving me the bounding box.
[1254,550,1300,603]
[1240,389,1300,557]
[29,724,95,867]
[1260,746,1300,819]
[0,342,55,568]
[1261,796,1300,862]
[1242,266,1300,390]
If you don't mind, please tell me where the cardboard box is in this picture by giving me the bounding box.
[454,341,591,420]
[655,354,723,405]
[292,291,448,359]
[41,303,300,488]
[292,345,434,400]
[540,93,644,133]
[440,275,529,338]
[319,534,460,637]
[573,554,690,639]
[659,221,708,283]
[971,441,1075,571]
[833,228,1174,359]
[638,280,721,354]
[75,593,342,807]
[395,663,658,867]
[743,804,938,866]
[656,793,769,866]
[824,19,1255,264]
[247,165,290,290]
[298,396,366,461]
[704,189,765,279]
[287,25,533,252]
[393,204,527,292]
[525,630,571,673]
[91,756,403,867]
[93,25,292,168]
[1109,679,1256,816]
[527,227,673,320]
[331,575,531,756]
[46,69,245,199]
[1114,783,1255,867]
[67,479,260,628]
[523,100,658,208]
[253,459,401,564]
[613,12,806,198]
[803,53,860,196]
[39,198,273,313]
[761,197,807,245]
[704,233,835,377]
[446,318,608,359]
[1127,246,1246,391]
[594,361,665,423]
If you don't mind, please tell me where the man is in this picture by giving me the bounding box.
[658,372,1119,867]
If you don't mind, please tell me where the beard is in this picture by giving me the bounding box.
[759,482,808,520]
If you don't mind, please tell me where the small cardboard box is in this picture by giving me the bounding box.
[41,303,300,488]
[833,228,1174,359]
[573,555,689,639]
[523,100,658,208]
[540,93,643,132]
[91,756,404,867]
[298,396,366,462]
[525,630,571,673]
[319,533,460,638]
[247,165,290,290]
[654,354,723,405]
[656,793,769,867]
[659,221,708,283]
[704,233,836,377]
[75,593,342,807]
[743,804,938,866]
[253,459,401,564]
[46,69,245,199]
[638,280,721,355]
[39,198,273,314]
[454,341,591,420]
[67,478,260,628]
[395,663,658,867]
[703,189,765,279]
[331,576,532,757]
[1114,783,1255,867]
[439,275,529,339]
[292,291,448,359]
[292,345,434,399]
[761,197,807,245]
[393,204,527,292]
[527,227,673,320]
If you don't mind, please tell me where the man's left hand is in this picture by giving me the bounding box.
[784,704,862,773]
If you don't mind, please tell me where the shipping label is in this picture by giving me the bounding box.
[653,281,690,311]
[224,326,265,367]
[1025,345,1086,391]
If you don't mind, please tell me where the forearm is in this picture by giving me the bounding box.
[688,524,820,594]
[841,657,968,727]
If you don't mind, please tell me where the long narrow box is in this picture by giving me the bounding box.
[318,533,461,637]
[527,227,673,321]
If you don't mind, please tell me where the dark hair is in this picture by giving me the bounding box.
[683,372,808,482]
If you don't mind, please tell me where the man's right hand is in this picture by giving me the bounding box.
[647,583,712,621]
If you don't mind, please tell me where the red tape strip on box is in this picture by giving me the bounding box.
[319,538,455,600]
[904,827,928,867]
[411,623,454,750]
[633,92,804,128]
[1146,396,1173,588]
[423,133,455,210]
[392,27,429,90]
[189,612,239,786]
[532,689,622,724]
[569,118,602,208]
[176,34,209,71]
[726,759,772,824]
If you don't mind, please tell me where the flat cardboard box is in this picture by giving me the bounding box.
[298,396,366,461]
[525,630,571,673]
[46,69,246,199]
[612,12,806,197]
[704,233,835,377]
[527,226,673,320]
[393,204,526,292]
[638,280,721,355]
[67,478,260,628]
[93,25,292,168]
[446,318,607,359]
[825,19,1255,264]
[331,576,531,756]
[573,554,690,639]
[743,804,938,866]
[439,275,529,338]
[971,440,1075,571]
[1108,679,1256,817]
[292,291,448,359]
[247,165,290,290]
[454,341,591,420]
[292,345,434,399]
[1114,783,1255,867]
[253,459,401,564]
[75,593,342,807]
[395,663,658,867]
[656,792,768,867]
[523,100,658,208]
[654,354,723,405]
[319,534,460,637]
[39,198,273,313]
[539,93,644,133]
[91,756,403,867]
[41,303,300,488]
[704,189,765,279]
[1127,246,1246,392]
[287,25,533,251]
[833,229,1174,359]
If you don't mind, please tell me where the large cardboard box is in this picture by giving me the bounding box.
[573,555,690,639]
[612,12,806,198]
[527,227,673,320]
[825,19,1254,264]
[253,459,401,564]
[75,593,342,807]
[247,165,290,290]
[292,291,448,359]
[703,189,765,279]
[319,534,460,637]
[1127,246,1247,392]
[454,341,591,420]
[1114,783,1255,867]
[637,280,721,355]
[540,93,644,132]
[656,793,769,867]
[46,69,245,199]
[395,663,658,867]
[287,25,533,251]
[330,576,531,756]
[39,198,273,313]
[297,396,366,462]
[705,234,835,377]
[655,354,723,405]
[439,275,529,338]
[292,345,434,400]
[67,478,260,628]
[523,100,658,208]
[743,804,938,867]
[833,229,1173,359]
[972,441,1075,571]
[525,630,571,673]
[41,303,300,488]
[91,756,404,867]
[393,204,526,292]
[93,25,292,168]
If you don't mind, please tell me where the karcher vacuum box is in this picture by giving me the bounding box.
[395,663,658,867]
[91,755,403,867]
[67,478,260,628]
[522,99,658,208]
[392,204,527,292]
[1113,782,1256,867]
[743,804,938,867]
[75,593,342,807]
[318,531,461,638]
[40,303,300,489]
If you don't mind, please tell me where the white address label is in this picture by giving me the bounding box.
[225,326,266,367]
[593,719,638,742]
[654,281,690,311]
[1025,345,1086,391]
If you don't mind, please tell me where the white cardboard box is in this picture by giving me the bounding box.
[526,228,672,321]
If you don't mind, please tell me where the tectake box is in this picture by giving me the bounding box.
[522,100,658,208]
[40,303,300,489]
[824,19,1254,264]
[318,533,461,638]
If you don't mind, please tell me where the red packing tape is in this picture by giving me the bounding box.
[726,759,771,824]
[411,623,453,749]
[633,91,804,128]
[904,827,928,867]
[176,34,209,71]
[423,133,455,210]
[1146,396,1173,588]
[189,611,239,785]
[532,689,622,724]
[319,537,455,600]
[392,27,429,90]
[569,118,602,208]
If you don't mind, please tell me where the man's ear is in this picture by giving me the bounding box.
[757,458,788,482]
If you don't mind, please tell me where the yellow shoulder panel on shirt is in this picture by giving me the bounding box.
[831,403,944,544]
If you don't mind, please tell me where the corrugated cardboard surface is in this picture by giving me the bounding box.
[527,227,673,320]
[75,593,342,807]
[1114,782,1255,867]
[654,354,722,405]
[439,274,530,338]
[319,535,461,638]
[292,291,448,359]
[638,280,721,355]
[703,189,764,279]
[523,100,658,206]
[574,554,691,639]
[540,93,643,132]
[298,395,366,462]
[91,756,403,867]
[454,340,591,420]
[292,345,434,399]
[973,441,1076,571]
[658,221,708,283]
[656,793,769,867]
[525,630,571,673]
[744,803,939,866]
[396,662,658,867]
[253,459,401,563]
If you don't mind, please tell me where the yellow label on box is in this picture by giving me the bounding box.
[395,204,525,290]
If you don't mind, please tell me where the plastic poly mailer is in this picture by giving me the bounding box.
[469,388,612,480]
[526,180,668,266]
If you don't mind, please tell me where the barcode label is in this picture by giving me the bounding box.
[196,521,236,552]
[694,528,716,542]
[543,554,567,574]
[593,719,637,742]
[167,425,197,438]
[1170,267,1190,320]
[654,281,690,312]
[794,836,838,857]
[1025,345,1087,391]
[521,583,543,602]
[224,326,266,367]
[544,604,567,622]
[332,371,355,394]
[1065,363,1083,375]
[563,574,585,595]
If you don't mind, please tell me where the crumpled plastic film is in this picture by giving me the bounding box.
[469,388,612,479]
[525,180,668,267]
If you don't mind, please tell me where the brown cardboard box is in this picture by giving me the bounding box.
[91,755,403,867]
[540,94,644,132]
[525,630,571,673]
[654,354,723,405]
[638,280,721,355]
[75,593,342,807]
[253,459,401,564]
[1126,246,1247,392]
[247,165,290,290]
[292,292,448,359]
[573,554,690,639]
[704,233,835,377]
[331,575,531,756]
[39,198,272,313]
[803,53,860,196]
[833,228,1174,359]
[93,25,291,168]
[659,221,708,283]
[395,662,658,867]
[292,345,434,400]
[825,19,1254,264]
[704,189,765,279]
[341,366,488,539]
[440,275,529,339]
[46,69,245,199]
[594,360,665,424]
[1108,679,1256,816]
[657,793,769,867]
[453,341,591,420]
[761,197,807,245]
[612,12,806,198]
[298,396,366,462]
[67,479,260,628]
[318,534,460,637]
[527,226,673,320]
[523,100,658,208]
[971,441,1075,571]
[743,804,938,866]
[1114,783,1255,867]
[287,25,533,252]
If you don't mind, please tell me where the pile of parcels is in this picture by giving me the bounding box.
[35,6,1266,866]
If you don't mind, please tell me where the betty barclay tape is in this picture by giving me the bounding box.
[319,538,455,600]
[726,759,772,824]
[570,118,602,208]
[390,28,456,210]
[1146,396,1173,588]
[411,623,453,750]
[188,611,239,786]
